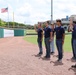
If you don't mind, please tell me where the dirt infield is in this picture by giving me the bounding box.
[0,37,76,75]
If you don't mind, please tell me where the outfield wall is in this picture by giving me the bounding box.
[0,28,25,38]
[4,29,14,37]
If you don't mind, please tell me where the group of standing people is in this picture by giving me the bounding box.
[34,19,65,62]
[34,19,76,68]
[68,20,76,68]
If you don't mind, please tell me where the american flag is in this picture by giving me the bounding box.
[1,7,8,13]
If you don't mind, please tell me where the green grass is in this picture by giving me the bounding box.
[63,35,72,52]
[26,29,36,34]
[24,35,38,44]
[24,34,72,52]
[26,29,72,34]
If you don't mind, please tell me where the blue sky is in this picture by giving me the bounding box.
[0,0,76,25]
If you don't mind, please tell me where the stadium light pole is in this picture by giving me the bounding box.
[51,0,53,24]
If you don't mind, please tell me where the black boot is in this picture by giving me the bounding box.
[71,64,76,68]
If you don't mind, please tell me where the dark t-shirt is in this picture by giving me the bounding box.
[44,27,52,38]
[52,30,55,37]
[72,25,76,39]
[54,26,65,39]
[37,28,43,38]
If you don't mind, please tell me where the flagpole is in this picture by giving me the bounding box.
[0,18,1,26]
[7,7,9,28]
[0,12,1,26]
[0,11,2,26]
[13,12,14,28]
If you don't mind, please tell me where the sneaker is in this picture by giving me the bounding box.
[51,52,54,54]
[71,57,75,59]
[44,56,50,59]
[57,59,62,63]
[71,64,76,68]
[39,52,43,55]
